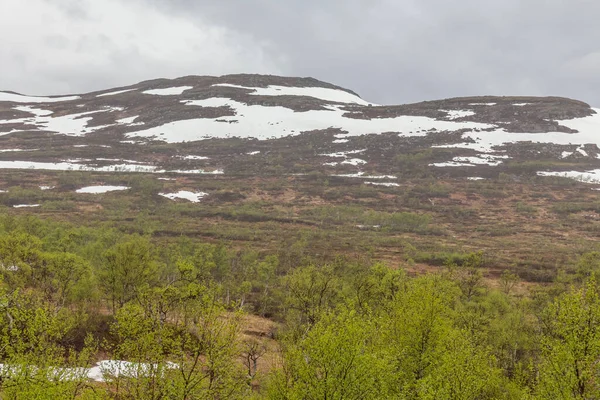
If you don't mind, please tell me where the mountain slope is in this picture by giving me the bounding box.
[0,74,599,183]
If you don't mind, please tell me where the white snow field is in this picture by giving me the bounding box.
[213,83,373,105]
[433,108,600,154]
[75,186,130,194]
[0,106,117,136]
[159,190,208,202]
[127,98,492,143]
[142,86,193,96]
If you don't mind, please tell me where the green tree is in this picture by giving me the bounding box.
[536,278,600,399]
[268,309,389,400]
[100,236,159,314]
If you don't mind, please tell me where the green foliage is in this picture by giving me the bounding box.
[268,309,389,400]
[1,214,600,398]
[99,235,160,313]
[537,278,600,399]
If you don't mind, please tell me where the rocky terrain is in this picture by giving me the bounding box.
[1,74,599,184]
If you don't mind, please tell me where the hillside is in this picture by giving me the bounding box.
[2,74,600,398]
[1,74,600,280]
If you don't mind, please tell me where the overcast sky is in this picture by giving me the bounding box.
[1,0,599,105]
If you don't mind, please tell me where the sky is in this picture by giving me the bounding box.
[1,0,599,105]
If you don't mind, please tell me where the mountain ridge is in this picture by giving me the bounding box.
[0,73,599,184]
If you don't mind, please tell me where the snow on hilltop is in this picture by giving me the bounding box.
[0,74,600,182]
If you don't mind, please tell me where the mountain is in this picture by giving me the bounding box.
[1,74,599,182]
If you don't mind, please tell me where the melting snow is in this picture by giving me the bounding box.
[333,139,349,143]
[76,186,130,194]
[159,190,207,202]
[1,108,113,137]
[469,103,497,106]
[333,172,397,179]
[39,186,55,190]
[467,177,486,181]
[97,89,135,97]
[0,160,221,175]
[513,103,531,106]
[431,154,508,167]
[247,151,261,155]
[321,149,366,158]
[14,105,53,116]
[435,108,600,153]
[0,148,37,152]
[577,146,588,156]
[342,158,367,166]
[116,116,139,125]
[143,86,193,96]
[181,155,210,160]
[126,98,491,143]
[0,92,80,103]
[561,151,574,158]
[13,204,40,208]
[365,182,400,187]
[213,83,373,105]
[538,170,600,183]
[441,109,476,119]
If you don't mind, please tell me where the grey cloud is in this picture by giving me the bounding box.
[2,0,600,106]
[148,0,600,105]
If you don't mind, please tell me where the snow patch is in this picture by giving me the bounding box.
[116,116,140,125]
[0,92,80,103]
[441,109,476,119]
[180,155,210,160]
[538,170,600,183]
[365,182,400,187]
[97,89,135,97]
[0,148,37,153]
[126,98,492,143]
[76,186,130,194]
[333,172,397,179]
[342,158,367,166]
[561,151,574,158]
[577,146,588,157]
[436,108,600,153]
[159,190,207,203]
[14,105,53,116]
[0,160,225,174]
[431,154,508,167]
[143,86,193,96]
[13,204,40,208]
[213,83,372,105]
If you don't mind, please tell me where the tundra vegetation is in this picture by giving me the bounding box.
[1,212,600,399]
